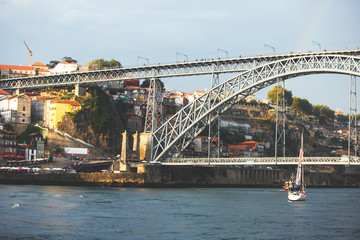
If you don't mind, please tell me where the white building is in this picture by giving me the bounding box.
[50,61,78,74]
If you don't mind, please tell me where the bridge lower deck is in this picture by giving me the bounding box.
[161,157,360,166]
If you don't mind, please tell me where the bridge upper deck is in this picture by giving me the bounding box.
[1,49,359,89]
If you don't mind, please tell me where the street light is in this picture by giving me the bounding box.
[137,56,149,66]
[264,44,275,55]
[217,48,228,58]
[312,41,321,51]
[176,52,188,62]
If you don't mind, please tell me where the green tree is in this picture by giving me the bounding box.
[140,78,165,90]
[336,113,347,123]
[249,99,258,105]
[267,86,293,106]
[17,125,43,143]
[47,60,60,68]
[312,104,321,118]
[54,145,64,155]
[87,86,111,133]
[87,58,122,69]
[291,97,312,116]
[62,56,78,63]
[313,104,335,123]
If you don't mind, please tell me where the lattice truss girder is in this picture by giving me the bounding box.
[152,54,360,162]
[161,156,360,165]
[1,50,359,89]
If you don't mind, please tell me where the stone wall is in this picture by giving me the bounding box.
[1,166,359,187]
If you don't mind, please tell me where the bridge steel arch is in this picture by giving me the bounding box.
[151,54,360,162]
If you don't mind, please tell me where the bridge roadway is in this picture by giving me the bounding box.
[1,49,360,89]
[161,156,360,166]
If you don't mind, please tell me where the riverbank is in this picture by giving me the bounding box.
[0,165,359,187]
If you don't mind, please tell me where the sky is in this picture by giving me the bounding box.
[1,0,359,113]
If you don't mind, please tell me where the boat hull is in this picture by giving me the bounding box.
[288,192,306,201]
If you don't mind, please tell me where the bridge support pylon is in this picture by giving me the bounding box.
[275,79,286,160]
[120,131,130,172]
[75,84,86,96]
[349,75,357,160]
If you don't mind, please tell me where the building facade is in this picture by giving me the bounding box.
[45,100,81,129]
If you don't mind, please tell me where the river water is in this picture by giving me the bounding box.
[0,185,359,239]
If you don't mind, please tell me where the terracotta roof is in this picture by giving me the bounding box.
[228,145,248,151]
[59,61,77,65]
[0,65,33,71]
[240,141,263,146]
[32,61,47,67]
[0,89,11,95]
[52,100,81,106]
[25,92,40,97]
[4,130,17,134]
[125,86,142,90]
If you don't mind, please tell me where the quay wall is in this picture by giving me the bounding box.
[0,165,359,187]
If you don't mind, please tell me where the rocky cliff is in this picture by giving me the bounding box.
[58,95,127,156]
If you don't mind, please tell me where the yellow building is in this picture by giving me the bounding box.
[47,100,81,129]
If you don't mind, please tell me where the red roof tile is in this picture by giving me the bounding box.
[52,100,81,106]
[0,65,34,71]
[0,89,11,95]
[32,61,47,67]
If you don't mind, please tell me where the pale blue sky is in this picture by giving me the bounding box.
[1,0,359,112]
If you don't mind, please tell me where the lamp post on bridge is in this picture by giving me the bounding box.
[176,52,188,62]
[137,56,149,66]
[312,41,321,51]
[217,48,228,58]
[264,44,275,55]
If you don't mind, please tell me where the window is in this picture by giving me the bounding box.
[23,107,25,111]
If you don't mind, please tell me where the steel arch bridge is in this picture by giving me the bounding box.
[0,50,359,89]
[151,53,360,162]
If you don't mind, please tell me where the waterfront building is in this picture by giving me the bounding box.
[0,124,18,165]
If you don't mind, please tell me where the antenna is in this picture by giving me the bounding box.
[23,40,33,66]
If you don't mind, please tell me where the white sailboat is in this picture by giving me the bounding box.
[288,133,306,201]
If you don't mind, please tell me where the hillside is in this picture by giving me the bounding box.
[57,87,128,156]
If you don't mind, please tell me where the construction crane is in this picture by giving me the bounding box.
[23,40,32,66]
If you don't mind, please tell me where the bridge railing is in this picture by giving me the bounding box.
[1,49,360,89]
[161,157,360,165]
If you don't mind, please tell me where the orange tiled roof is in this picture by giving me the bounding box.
[52,100,81,106]
[0,89,11,95]
[0,65,33,71]
[32,61,47,67]
[25,92,40,97]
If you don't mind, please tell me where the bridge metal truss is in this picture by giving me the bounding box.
[152,54,360,162]
[1,50,359,89]
[162,157,360,166]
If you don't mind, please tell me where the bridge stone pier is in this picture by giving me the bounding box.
[75,84,86,96]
